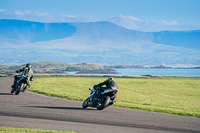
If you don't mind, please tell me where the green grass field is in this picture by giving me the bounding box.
[28,76,200,118]
[0,126,76,133]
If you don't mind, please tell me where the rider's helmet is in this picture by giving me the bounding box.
[108,77,114,80]
[26,63,31,69]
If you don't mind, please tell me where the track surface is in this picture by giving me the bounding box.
[0,77,200,133]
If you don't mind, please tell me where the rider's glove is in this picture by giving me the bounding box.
[93,85,98,89]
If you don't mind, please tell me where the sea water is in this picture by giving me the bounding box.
[115,68,200,77]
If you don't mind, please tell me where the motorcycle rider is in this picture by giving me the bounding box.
[11,63,34,89]
[94,77,118,98]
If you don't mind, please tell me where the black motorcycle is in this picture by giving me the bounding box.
[82,87,118,110]
[11,75,29,95]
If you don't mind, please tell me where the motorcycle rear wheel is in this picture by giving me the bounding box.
[97,96,110,110]
[21,84,27,92]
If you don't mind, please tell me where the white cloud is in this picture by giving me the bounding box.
[59,15,100,22]
[62,15,77,18]
[34,11,50,17]
[107,15,141,29]
[10,10,95,22]
[119,15,140,22]
[14,10,51,18]
[160,20,178,25]
[106,15,183,31]
[0,8,5,13]
[14,10,24,16]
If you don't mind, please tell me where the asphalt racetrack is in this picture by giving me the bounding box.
[0,77,200,133]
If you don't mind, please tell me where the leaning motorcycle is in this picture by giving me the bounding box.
[82,87,118,110]
[11,76,28,95]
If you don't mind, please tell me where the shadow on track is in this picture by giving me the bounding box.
[24,106,95,110]
[0,93,13,95]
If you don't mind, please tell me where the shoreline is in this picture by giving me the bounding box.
[1,73,200,79]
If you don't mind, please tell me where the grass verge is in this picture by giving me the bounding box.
[0,126,76,133]
[28,76,200,118]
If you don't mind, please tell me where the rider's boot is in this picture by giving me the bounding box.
[27,81,31,88]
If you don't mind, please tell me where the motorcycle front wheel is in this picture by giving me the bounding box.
[82,98,89,109]
[15,83,24,95]
[11,87,15,94]
[97,96,110,110]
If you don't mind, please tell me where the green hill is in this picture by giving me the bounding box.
[0,62,117,74]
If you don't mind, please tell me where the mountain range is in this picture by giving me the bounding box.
[0,19,200,66]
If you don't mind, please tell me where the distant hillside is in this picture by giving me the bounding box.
[0,62,117,74]
[153,30,200,49]
[0,19,76,43]
[1,19,199,49]
[0,19,200,65]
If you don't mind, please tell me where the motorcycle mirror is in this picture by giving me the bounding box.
[89,88,92,91]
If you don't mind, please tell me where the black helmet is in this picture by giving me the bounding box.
[26,63,31,69]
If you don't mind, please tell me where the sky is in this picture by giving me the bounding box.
[0,0,200,31]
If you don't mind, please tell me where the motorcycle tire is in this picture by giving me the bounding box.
[11,87,15,94]
[15,83,24,95]
[21,84,27,92]
[97,96,110,110]
[82,98,89,109]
